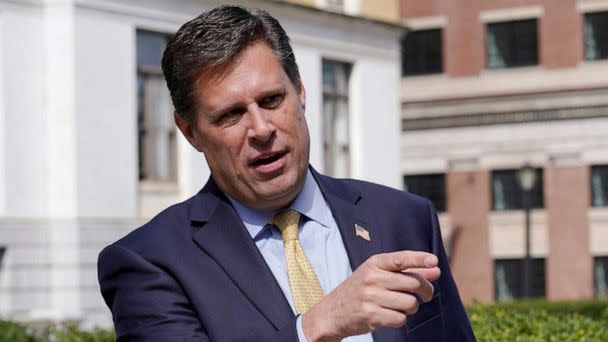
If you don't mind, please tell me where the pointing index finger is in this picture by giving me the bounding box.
[373,251,438,272]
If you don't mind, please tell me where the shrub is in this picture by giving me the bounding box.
[467,299,608,341]
[0,322,114,342]
[0,320,36,342]
[44,325,115,342]
[1,300,607,341]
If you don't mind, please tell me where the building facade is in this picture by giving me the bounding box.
[0,0,404,328]
[399,0,608,303]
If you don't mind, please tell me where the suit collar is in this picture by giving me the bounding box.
[310,168,383,271]
[188,177,222,223]
[190,178,294,331]
[309,167,360,205]
[226,169,333,242]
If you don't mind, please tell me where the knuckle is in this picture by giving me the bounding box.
[360,288,376,302]
[368,254,382,265]
[368,319,381,331]
[360,301,375,315]
[359,303,379,325]
[361,272,379,287]
[391,254,404,269]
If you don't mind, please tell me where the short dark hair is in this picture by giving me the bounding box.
[161,5,300,123]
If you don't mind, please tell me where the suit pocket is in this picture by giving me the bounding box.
[406,292,442,335]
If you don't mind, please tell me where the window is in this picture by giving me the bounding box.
[0,246,5,271]
[595,257,608,299]
[584,11,608,61]
[401,29,443,76]
[322,60,351,178]
[404,174,446,212]
[492,169,543,211]
[591,165,608,207]
[486,19,538,69]
[137,30,176,182]
[495,258,546,301]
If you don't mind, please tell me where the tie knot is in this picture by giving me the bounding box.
[272,210,301,241]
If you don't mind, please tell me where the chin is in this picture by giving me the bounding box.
[255,173,302,205]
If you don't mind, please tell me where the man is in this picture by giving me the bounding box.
[98,5,475,342]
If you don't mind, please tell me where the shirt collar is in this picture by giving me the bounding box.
[227,169,333,240]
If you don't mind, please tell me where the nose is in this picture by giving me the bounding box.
[247,104,275,143]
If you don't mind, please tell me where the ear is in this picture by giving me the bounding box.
[297,79,306,112]
[174,111,204,152]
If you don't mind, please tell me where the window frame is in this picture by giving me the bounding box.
[495,258,546,301]
[491,168,544,211]
[584,11,608,61]
[486,18,539,69]
[591,165,608,207]
[322,59,352,178]
[594,256,608,299]
[136,29,178,185]
[403,173,447,212]
[401,28,443,77]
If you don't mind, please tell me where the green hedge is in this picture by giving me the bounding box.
[0,322,114,342]
[0,320,36,342]
[467,299,608,341]
[1,300,607,341]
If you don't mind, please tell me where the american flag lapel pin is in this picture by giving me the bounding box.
[354,224,371,241]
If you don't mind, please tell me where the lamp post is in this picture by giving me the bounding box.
[517,164,537,298]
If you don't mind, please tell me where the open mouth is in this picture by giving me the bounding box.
[251,151,287,167]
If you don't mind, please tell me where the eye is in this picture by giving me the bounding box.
[260,93,284,109]
[216,107,245,126]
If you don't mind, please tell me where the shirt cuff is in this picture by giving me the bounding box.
[296,314,309,342]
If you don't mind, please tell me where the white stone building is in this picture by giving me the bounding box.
[0,0,404,328]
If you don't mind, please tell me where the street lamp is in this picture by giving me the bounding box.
[517,163,537,298]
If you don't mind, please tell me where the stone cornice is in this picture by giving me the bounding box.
[402,105,608,131]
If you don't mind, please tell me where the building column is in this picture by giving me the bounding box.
[44,0,81,320]
[545,163,593,299]
[446,168,493,303]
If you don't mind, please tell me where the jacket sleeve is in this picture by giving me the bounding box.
[97,244,209,342]
[426,199,477,341]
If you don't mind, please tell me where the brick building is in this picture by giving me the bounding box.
[399,0,608,303]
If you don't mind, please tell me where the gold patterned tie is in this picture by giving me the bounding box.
[273,210,325,314]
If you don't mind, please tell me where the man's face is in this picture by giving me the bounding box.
[175,42,310,211]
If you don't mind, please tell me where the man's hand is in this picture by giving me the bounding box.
[302,251,441,342]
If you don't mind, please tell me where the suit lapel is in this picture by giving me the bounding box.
[190,179,294,331]
[312,170,383,271]
[314,170,393,342]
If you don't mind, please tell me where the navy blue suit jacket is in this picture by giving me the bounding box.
[98,169,475,341]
